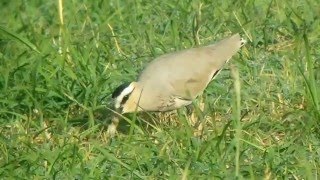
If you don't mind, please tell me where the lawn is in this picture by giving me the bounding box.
[0,0,319,179]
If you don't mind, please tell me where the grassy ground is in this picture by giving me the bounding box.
[0,0,319,179]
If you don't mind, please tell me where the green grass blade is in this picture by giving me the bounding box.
[95,146,145,179]
[303,33,320,117]
[0,26,41,53]
[231,65,242,178]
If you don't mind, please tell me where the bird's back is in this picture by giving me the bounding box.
[136,33,243,111]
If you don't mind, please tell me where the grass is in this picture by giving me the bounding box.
[0,0,319,179]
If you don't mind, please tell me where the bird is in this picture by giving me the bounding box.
[108,33,246,136]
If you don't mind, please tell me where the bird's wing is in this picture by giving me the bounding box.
[138,33,243,100]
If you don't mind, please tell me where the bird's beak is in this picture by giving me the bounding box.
[114,107,123,115]
[107,108,121,138]
[113,106,124,120]
[111,107,122,126]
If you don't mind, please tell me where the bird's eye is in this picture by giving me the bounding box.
[121,94,130,105]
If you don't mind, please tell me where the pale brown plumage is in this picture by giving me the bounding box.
[116,33,245,114]
[108,33,246,137]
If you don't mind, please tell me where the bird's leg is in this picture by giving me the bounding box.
[189,99,206,137]
[185,104,194,115]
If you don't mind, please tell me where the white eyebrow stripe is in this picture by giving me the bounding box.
[115,83,135,108]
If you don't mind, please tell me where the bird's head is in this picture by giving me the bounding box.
[111,82,140,114]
